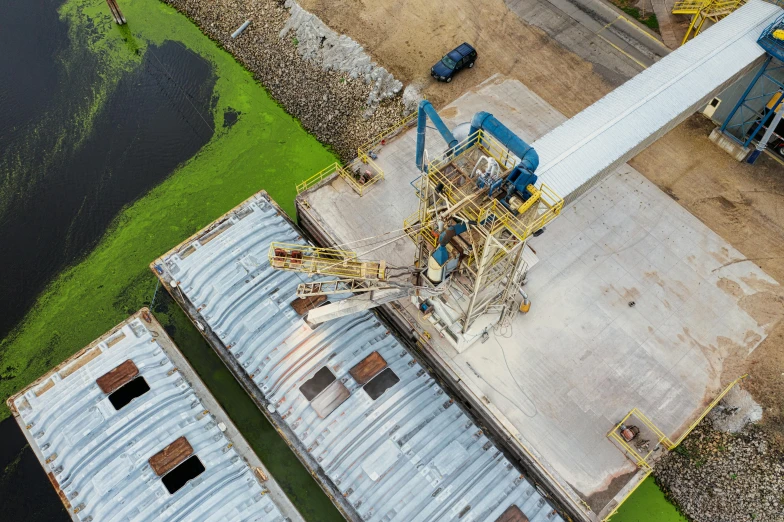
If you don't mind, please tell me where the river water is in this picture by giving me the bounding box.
[0,0,215,339]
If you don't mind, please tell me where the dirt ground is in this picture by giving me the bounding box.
[299,0,784,439]
[298,0,613,114]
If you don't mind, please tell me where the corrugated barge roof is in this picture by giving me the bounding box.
[8,309,290,522]
[153,191,564,522]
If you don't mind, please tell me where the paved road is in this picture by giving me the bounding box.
[505,0,671,85]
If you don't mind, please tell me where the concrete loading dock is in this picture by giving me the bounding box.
[295,74,784,519]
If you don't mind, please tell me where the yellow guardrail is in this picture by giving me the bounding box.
[296,162,341,194]
[357,110,418,161]
[296,159,385,197]
[671,0,709,14]
[421,129,564,244]
[671,374,748,447]
[603,375,750,520]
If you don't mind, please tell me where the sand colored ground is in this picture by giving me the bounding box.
[300,0,784,440]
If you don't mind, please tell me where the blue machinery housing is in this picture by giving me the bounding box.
[414,101,541,215]
[720,14,784,151]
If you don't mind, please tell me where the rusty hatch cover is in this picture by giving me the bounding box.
[495,504,529,522]
[290,294,327,315]
[149,436,194,476]
[96,359,139,394]
[349,351,387,385]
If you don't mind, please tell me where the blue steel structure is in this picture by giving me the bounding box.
[720,14,784,150]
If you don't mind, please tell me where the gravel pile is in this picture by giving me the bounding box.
[655,419,784,522]
[162,0,409,161]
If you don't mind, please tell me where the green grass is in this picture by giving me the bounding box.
[610,476,688,522]
[610,0,660,31]
[0,0,341,519]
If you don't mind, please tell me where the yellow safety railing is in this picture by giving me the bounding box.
[603,375,749,520]
[608,408,674,470]
[403,210,438,247]
[296,159,385,197]
[679,0,746,44]
[420,130,564,243]
[268,242,387,280]
[671,0,709,14]
[296,162,342,194]
[671,374,748,447]
[357,110,418,161]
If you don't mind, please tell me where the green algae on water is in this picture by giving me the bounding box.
[1,0,339,519]
[610,476,688,522]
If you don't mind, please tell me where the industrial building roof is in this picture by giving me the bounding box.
[533,0,783,203]
[155,192,563,522]
[8,310,287,522]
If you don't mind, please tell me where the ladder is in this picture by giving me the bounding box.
[268,243,387,280]
[296,279,387,297]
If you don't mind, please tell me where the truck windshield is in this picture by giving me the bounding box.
[441,55,457,69]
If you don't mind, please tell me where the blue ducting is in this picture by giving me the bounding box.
[469,112,539,172]
[416,100,458,171]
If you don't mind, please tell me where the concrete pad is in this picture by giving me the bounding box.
[297,75,783,519]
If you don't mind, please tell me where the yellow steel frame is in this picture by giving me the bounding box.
[678,0,746,44]
[671,0,710,14]
[296,159,385,197]
[608,408,672,471]
[268,242,387,280]
[424,144,563,243]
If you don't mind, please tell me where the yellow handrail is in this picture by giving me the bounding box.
[357,111,418,160]
[268,242,387,280]
[671,374,748,447]
[296,159,385,197]
[671,0,709,14]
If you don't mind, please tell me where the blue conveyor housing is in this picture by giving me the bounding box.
[469,112,539,172]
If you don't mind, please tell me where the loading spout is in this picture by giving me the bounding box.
[469,111,539,172]
[416,100,459,171]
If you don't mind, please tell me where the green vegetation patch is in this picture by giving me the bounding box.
[610,0,660,31]
[610,476,688,522]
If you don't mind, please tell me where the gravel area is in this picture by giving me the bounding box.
[655,419,784,522]
[162,0,410,161]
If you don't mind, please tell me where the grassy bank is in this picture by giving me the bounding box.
[0,0,340,519]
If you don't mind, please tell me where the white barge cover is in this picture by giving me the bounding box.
[533,0,783,202]
[155,192,564,522]
[8,310,287,522]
